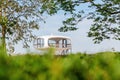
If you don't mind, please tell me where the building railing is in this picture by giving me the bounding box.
[48,43,71,48]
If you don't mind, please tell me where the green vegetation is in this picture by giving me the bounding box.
[0,47,120,80]
[36,0,120,43]
[1,1,120,79]
[0,0,120,55]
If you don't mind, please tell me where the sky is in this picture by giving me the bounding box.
[14,13,120,54]
[13,0,120,54]
[0,0,119,54]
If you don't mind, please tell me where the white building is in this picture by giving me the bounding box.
[33,35,72,55]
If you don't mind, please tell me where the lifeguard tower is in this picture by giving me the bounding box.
[33,35,72,55]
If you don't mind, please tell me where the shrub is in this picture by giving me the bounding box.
[0,48,120,80]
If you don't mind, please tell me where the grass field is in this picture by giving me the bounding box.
[0,48,120,80]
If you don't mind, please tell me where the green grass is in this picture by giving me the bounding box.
[0,48,120,80]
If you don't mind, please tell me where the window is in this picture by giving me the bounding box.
[48,39,56,47]
[33,38,44,48]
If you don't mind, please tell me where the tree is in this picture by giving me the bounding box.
[87,0,120,43]
[0,0,47,53]
[40,0,120,43]
[0,0,120,54]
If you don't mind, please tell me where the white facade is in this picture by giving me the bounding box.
[33,35,72,54]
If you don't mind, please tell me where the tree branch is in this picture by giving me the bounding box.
[90,1,120,15]
[111,11,120,14]
[74,0,93,4]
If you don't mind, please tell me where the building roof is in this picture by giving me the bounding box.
[37,35,71,40]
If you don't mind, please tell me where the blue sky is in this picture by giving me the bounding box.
[14,13,120,54]
[14,0,120,54]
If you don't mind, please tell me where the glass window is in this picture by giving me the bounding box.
[33,38,44,48]
[48,39,56,47]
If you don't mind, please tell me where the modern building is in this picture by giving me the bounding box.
[33,35,72,55]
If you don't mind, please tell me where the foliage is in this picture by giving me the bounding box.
[0,47,120,80]
[0,0,120,53]
[40,0,120,43]
[87,0,120,43]
[0,0,50,50]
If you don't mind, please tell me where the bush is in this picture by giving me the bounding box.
[0,48,120,80]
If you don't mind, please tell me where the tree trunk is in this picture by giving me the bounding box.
[1,26,6,53]
[0,1,7,54]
